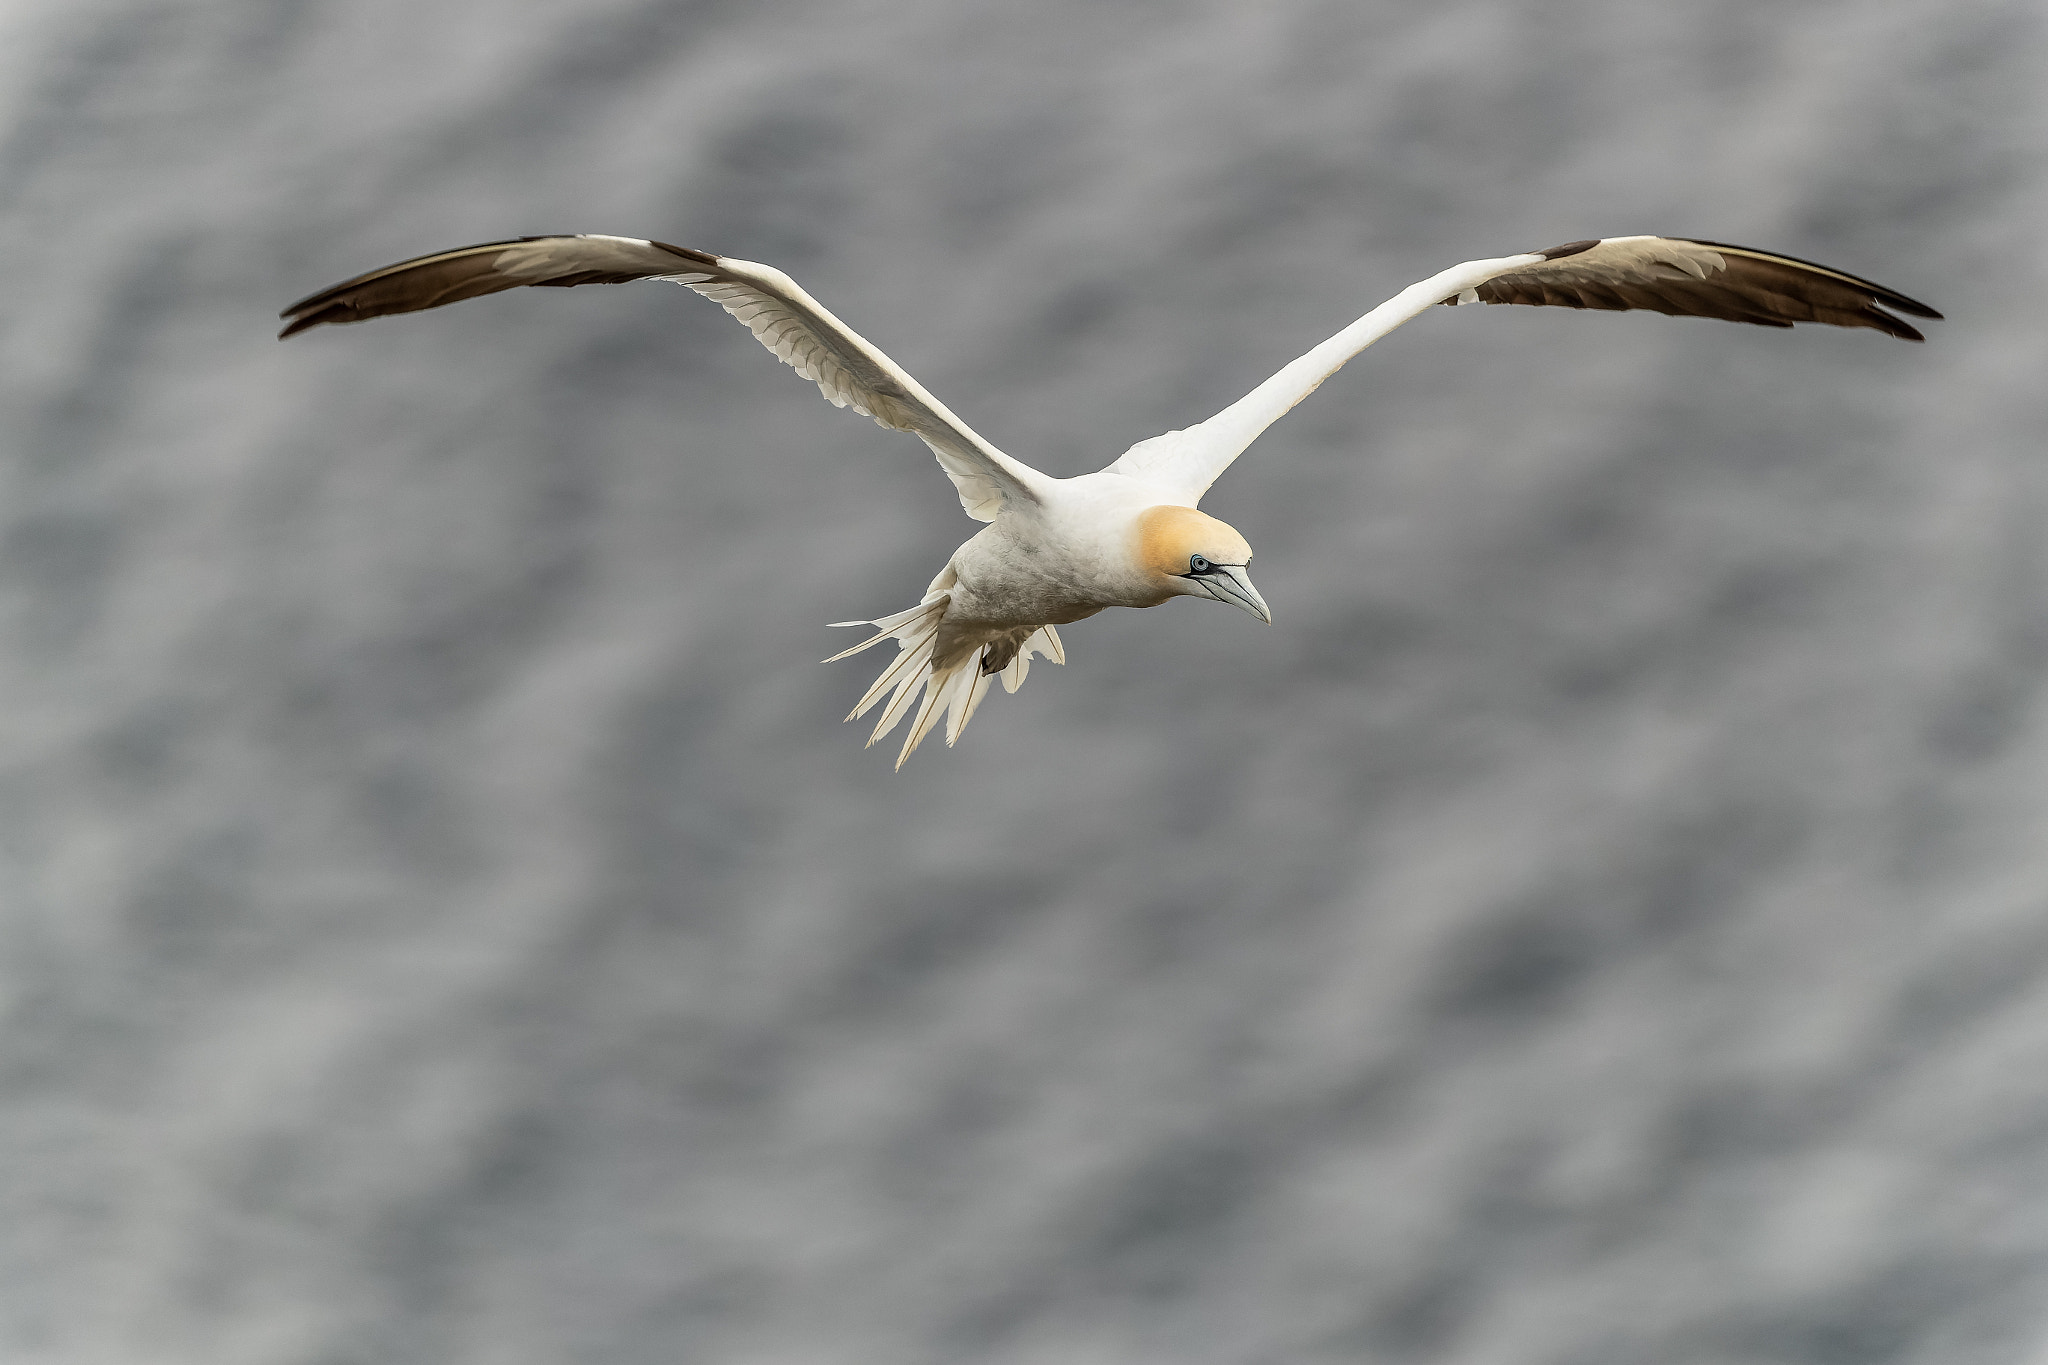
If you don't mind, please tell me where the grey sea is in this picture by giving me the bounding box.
[4,2,2047,1362]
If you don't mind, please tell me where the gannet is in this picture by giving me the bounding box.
[280,234,1939,765]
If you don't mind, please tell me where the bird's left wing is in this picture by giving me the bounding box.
[280,235,1044,521]
[1112,236,1940,505]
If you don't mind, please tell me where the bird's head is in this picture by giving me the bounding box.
[1135,505,1270,622]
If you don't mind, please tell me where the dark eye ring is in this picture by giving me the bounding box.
[1190,555,1210,573]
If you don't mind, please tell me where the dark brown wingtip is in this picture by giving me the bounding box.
[277,290,340,333]
[650,240,719,267]
[277,300,357,339]
[276,280,387,340]
[1862,290,1942,322]
[276,235,723,340]
[1686,239,1942,325]
[275,237,551,340]
[1536,239,1601,261]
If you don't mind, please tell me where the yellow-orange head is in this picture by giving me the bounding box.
[1133,506,1269,621]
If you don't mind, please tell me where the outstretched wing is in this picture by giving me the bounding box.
[1111,236,1940,504]
[279,235,1045,521]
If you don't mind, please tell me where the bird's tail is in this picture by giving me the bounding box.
[824,596,1063,768]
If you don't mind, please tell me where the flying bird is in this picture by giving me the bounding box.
[280,234,1939,766]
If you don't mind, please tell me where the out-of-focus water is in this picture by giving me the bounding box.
[3,2,2046,1361]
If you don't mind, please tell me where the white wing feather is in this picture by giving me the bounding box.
[1110,253,1541,504]
[666,254,1046,521]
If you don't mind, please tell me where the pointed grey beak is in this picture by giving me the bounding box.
[1198,564,1271,622]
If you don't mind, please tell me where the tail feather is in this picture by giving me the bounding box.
[867,666,927,746]
[829,598,1066,767]
[847,618,943,719]
[951,668,997,742]
[1035,624,1065,665]
[823,598,945,663]
[896,665,959,767]
[1002,624,1064,693]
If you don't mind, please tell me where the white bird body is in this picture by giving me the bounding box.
[281,233,1938,765]
[822,468,1261,760]
[943,470,1202,625]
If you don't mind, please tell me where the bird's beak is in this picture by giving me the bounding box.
[1200,564,1271,622]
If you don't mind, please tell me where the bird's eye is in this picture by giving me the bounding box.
[1190,555,1210,573]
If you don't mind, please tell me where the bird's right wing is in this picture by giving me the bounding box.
[280,235,1046,521]
[1112,236,1941,505]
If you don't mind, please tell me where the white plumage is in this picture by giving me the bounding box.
[282,232,1938,765]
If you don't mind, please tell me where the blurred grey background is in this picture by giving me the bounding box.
[3,1,2047,1362]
